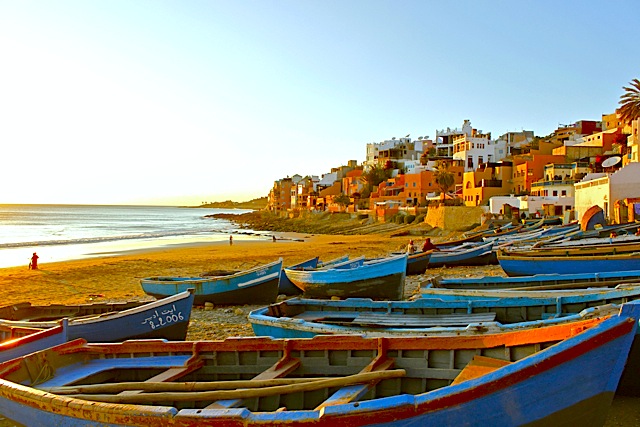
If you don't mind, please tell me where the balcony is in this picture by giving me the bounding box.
[478,179,502,188]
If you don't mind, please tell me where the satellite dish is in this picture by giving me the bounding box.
[601,156,621,168]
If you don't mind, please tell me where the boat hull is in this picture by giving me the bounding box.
[0,305,636,426]
[498,253,640,277]
[406,251,431,275]
[0,290,195,342]
[426,270,640,291]
[428,242,496,268]
[141,259,283,305]
[0,323,68,363]
[285,255,407,300]
[278,257,319,296]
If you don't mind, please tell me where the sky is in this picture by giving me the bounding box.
[1,0,638,206]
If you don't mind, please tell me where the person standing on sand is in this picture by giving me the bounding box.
[229,235,233,246]
[29,252,39,270]
[272,235,276,242]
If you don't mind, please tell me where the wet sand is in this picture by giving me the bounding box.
[0,234,637,425]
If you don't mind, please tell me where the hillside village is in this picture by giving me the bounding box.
[267,110,640,227]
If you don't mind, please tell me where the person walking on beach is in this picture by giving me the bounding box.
[29,252,39,270]
[229,235,233,246]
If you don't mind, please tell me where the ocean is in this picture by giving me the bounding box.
[0,204,264,268]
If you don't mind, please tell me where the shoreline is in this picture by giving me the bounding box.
[0,233,407,306]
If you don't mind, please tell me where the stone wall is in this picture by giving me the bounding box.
[425,205,485,231]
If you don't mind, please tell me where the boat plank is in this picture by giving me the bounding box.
[35,355,192,388]
[451,355,511,385]
[118,357,205,396]
[205,356,301,409]
[331,312,497,328]
[316,358,395,410]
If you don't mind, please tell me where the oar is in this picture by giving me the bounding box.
[60,369,406,404]
[43,377,330,394]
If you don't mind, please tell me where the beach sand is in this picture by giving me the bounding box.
[0,234,404,306]
[0,233,638,425]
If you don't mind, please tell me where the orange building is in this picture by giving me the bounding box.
[341,169,366,197]
[512,154,566,195]
[267,177,293,211]
[463,162,514,206]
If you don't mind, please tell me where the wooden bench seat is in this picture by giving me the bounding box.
[205,357,301,409]
[316,358,395,410]
[451,355,511,385]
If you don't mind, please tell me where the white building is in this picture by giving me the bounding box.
[364,137,423,169]
[489,195,574,216]
[434,120,473,157]
[574,163,640,221]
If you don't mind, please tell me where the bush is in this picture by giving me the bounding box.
[415,213,425,223]
[404,214,416,224]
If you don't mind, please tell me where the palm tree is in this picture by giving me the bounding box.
[434,161,455,196]
[619,78,640,124]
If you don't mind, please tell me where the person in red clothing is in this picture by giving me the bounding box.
[421,238,439,252]
[29,252,39,270]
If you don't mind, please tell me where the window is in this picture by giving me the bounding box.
[561,190,567,196]
[553,191,558,196]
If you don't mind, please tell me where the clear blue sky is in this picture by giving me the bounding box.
[1,0,638,205]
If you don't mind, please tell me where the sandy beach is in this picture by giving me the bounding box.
[0,233,405,306]
[0,233,638,426]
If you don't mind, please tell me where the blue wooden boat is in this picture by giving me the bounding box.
[502,239,640,257]
[0,321,68,363]
[428,241,495,268]
[498,250,640,277]
[406,250,432,275]
[0,300,151,321]
[248,290,638,339]
[0,304,637,426]
[419,284,640,302]
[140,259,283,305]
[0,289,195,342]
[424,270,640,290]
[283,254,406,300]
[278,257,319,296]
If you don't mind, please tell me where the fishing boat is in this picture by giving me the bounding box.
[428,241,495,268]
[283,254,406,300]
[498,250,640,277]
[0,322,68,363]
[484,223,580,246]
[406,250,432,275]
[424,269,640,290]
[248,289,640,339]
[140,259,283,305]
[0,290,195,343]
[0,303,637,426]
[278,257,319,296]
[418,284,640,301]
[502,239,640,257]
[0,299,151,321]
